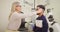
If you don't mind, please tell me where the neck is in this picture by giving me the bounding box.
[16,10,21,13]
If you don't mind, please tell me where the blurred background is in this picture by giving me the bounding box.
[0,0,60,32]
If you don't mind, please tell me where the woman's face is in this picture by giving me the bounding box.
[15,5,21,12]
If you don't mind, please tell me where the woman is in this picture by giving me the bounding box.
[5,1,40,32]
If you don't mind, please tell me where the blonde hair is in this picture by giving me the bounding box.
[9,1,20,20]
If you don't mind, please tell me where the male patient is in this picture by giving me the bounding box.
[33,5,48,32]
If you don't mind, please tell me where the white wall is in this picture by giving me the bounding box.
[50,0,60,23]
[0,0,60,32]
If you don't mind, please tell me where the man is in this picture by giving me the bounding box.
[33,5,48,32]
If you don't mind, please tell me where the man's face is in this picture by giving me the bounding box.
[36,7,44,15]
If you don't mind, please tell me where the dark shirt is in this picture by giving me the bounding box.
[33,15,48,32]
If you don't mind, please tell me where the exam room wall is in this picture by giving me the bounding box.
[0,0,60,32]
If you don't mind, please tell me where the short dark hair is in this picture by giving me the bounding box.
[37,5,45,11]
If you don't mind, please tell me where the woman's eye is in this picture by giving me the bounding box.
[16,5,21,7]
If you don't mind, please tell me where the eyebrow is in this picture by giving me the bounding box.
[16,5,21,7]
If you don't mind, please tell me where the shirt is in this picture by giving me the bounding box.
[33,15,48,32]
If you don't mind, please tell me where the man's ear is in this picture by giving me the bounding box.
[42,9,45,13]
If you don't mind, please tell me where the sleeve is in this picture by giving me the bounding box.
[16,12,37,18]
[42,17,48,32]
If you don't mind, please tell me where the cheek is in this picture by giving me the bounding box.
[38,10,42,13]
[17,7,21,10]
[39,9,43,13]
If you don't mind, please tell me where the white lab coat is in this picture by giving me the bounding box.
[7,11,36,30]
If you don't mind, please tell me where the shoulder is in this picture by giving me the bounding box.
[42,15,47,20]
[11,12,19,18]
[13,12,18,15]
[12,12,19,16]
